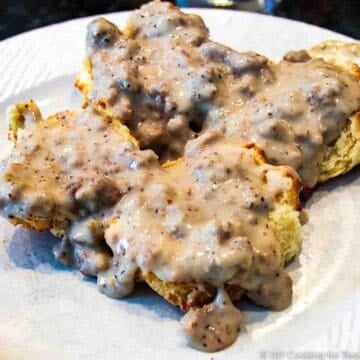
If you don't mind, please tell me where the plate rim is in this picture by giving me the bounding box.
[0,7,354,45]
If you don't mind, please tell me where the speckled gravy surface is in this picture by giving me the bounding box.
[86,1,360,187]
[0,105,298,351]
[0,108,158,276]
[100,132,296,311]
[1,0,359,353]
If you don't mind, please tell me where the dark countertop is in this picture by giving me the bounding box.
[0,0,359,41]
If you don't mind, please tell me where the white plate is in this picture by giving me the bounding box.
[0,9,359,360]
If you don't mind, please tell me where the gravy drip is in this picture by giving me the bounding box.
[86,1,360,187]
[181,288,243,352]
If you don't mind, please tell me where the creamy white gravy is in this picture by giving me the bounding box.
[100,132,296,312]
[0,106,298,351]
[0,108,157,276]
[86,1,360,187]
[1,1,359,353]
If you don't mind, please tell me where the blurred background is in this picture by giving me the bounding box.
[0,0,359,41]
